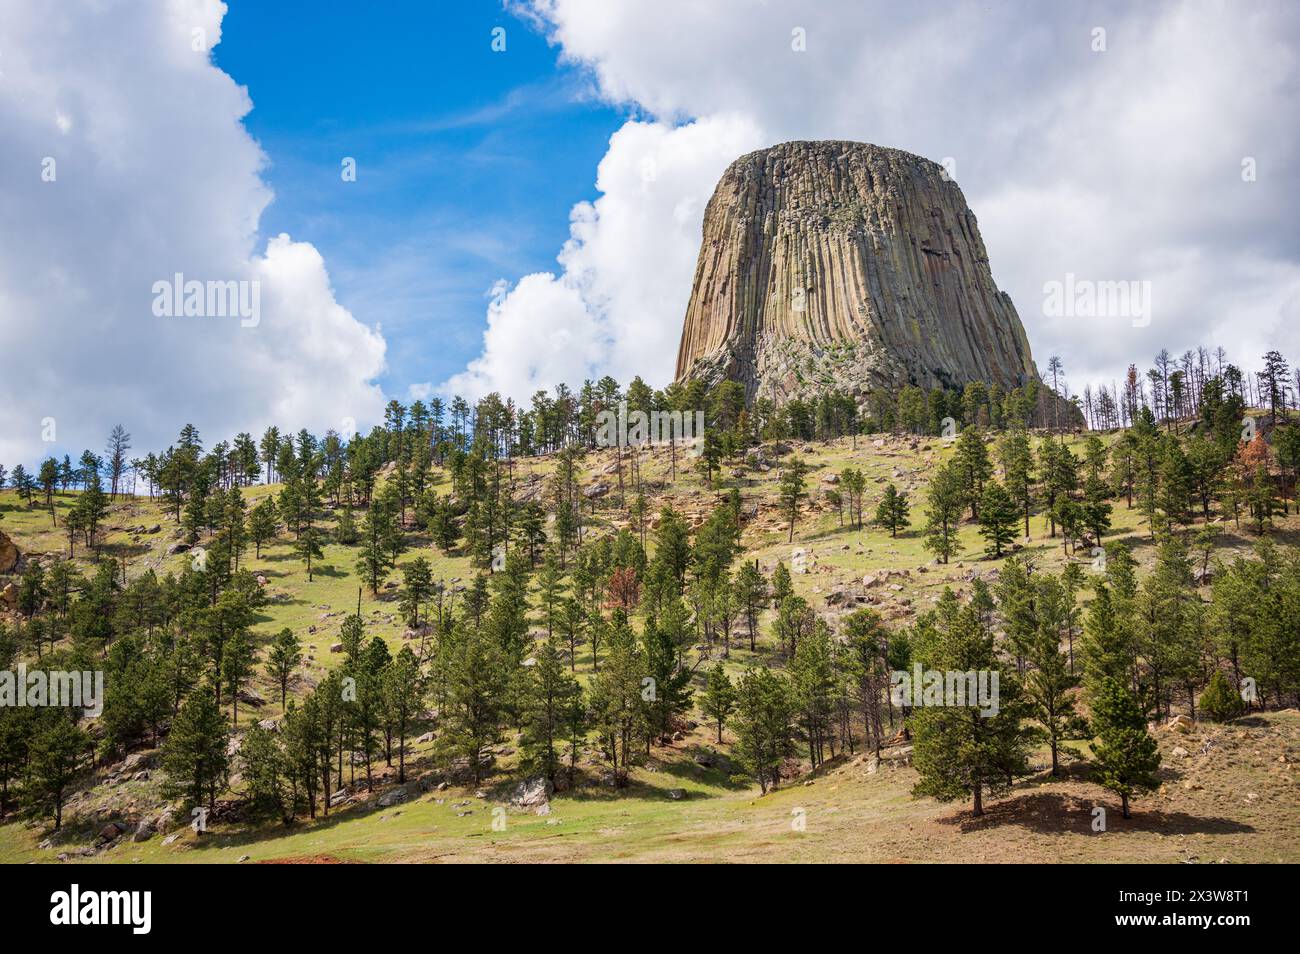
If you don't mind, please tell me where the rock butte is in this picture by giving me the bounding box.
[675,140,1045,404]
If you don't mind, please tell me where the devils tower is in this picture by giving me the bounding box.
[675,140,1043,403]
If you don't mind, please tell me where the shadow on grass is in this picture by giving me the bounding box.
[937,790,1255,836]
[100,541,152,562]
[305,563,347,579]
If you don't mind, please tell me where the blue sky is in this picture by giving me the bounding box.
[214,0,626,400]
[2,1,1295,466]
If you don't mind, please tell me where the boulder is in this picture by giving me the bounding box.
[0,530,18,573]
[512,775,554,810]
[132,818,156,843]
[1167,715,1194,734]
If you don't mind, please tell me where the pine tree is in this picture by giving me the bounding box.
[381,645,424,783]
[790,622,836,768]
[977,480,1019,557]
[1081,472,1114,545]
[701,665,736,743]
[334,502,359,545]
[440,627,508,785]
[241,722,294,824]
[222,629,257,726]
[923,461,965,564]
[399,556,433,628]
[954,426,993,519]
[588,616,645,786]
[770,560,793,607]
[521,638,579,785]
[1199,669,1245,722]
[162,687,230,813]
[1090,677,1161,818]
[640,608,692,747]
[875,482,910,536]
[732,667,795,793]
[1018,574,1083,776]
[248,496,278,558]
[536,549,565,638]
[910,601,1032,816]
[355,497,399,593]
[735,561,768,652]
[26,715,88,830]
[779,457,808,543]
[267,627,302,708]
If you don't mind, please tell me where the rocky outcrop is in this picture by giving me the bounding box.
[675,141,1044,403]
[0,530,18,574]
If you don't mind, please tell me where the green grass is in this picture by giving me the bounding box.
[2,430,1298,864]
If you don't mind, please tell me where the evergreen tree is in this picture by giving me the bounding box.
[977,480,1019,557]
[241,722,294,824]
[954,426,993,519]
[778,457,808,542]
[355,497,399,593]
[993,431,1034,538]
[248,496,278,558]
[1018,574,1084,775]
[1199,669,1245,722]
[222,629,257,725]
[440,627,508,785]
[732,667,795,794]
[162,688,230,813]
[910,600,1032,816]
[790,621,837,768]
[875,482,910,536]
[399,556,433,629]
[267,627,302,708]
[735,561,768,652]
[701,664,736,743]
[521,638,579,786]
[26,715,88,830]
[588,615,645,786]
[1090,677,1161,818]
[923,460,965,564]
[381,645,424,783]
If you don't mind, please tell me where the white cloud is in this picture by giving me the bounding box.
[452,0,1300,401]
[0,0,386,466]
[443,114,762,401]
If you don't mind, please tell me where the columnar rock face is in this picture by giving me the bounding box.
[675,140,1041,403]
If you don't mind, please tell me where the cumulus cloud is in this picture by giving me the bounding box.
[452,0,1299,402]
[0,0,386,466]
[442,114,762,400]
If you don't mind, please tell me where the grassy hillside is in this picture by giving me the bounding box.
[2,430,1298,864]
